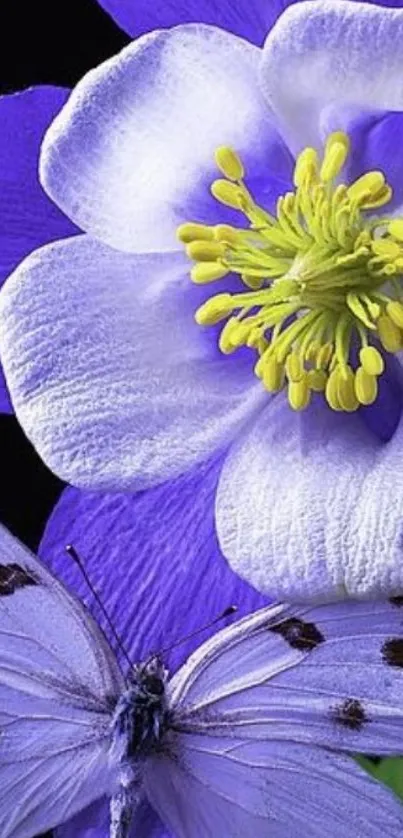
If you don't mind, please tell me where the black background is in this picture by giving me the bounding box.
[0,0,129,551]
[0,8,129,831]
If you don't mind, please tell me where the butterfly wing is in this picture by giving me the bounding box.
[142,601,403,837]
[0,524,124,837]
[144,736,403,838]
[170,600,403,755]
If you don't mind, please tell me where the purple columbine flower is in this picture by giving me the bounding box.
[2,0,403,603]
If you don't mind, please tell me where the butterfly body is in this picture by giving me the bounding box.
[2,526,403,837]
[111,658,169,760]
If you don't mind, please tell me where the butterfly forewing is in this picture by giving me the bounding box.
[0,524,123,702]
[141,600,403,837]
[169,600,403,755]
[0,524,123,837]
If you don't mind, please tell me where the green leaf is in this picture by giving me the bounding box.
[355,756,403,801]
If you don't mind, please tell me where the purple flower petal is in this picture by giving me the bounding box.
[0,87,78,283]
[56,797,170,838]
[320,106,403,210]
[40,26,290,253]
[216,393,403,602]
[96,0,403,47]
[39,455,268,672]
[0,368,11,414]
[261,1,403,156]
[0,86,79,413]
[96,0,291,46]
[0,236,266,490]
[41,455,268,837]
[359,353,403,443]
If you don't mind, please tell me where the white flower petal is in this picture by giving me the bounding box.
[216,394,403,602]
[0,236,265,490]
[41,25,279,252]
[261,0,403,154]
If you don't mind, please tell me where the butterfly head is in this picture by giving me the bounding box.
[128,656,168,700]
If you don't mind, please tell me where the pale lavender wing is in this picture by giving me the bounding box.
[143,736,403,837]
[0,728,117,838]
[169,600,403,755]
[139,600,403,836]
[0,524,124,836]
[0,522,123,701]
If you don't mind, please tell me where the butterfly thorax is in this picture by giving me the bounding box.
[111,657,169,760]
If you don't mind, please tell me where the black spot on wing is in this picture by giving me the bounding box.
[0,563,38,596]
[382,638,403,668]
[332,698,368,731]
[389,596,403,607]
[269,617,324,651]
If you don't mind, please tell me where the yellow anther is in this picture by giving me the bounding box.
[218,318,241,354]
[285,351,304,382]
[336,366,359,412]
[190,262,228,284]
[347,171,385,205]
[363,297,381,321]
[320,132,349,183]
[214,146,244,181]
[325,370,342,411]
[377,313,403,352]
[263,357,285,392]
[195,293,233,325]
[247,327,263,348]
[346,293,375,330]
[361,184,392,210]
[386,300,403,329]
[210,179,244,208]
[230,321,251,347]
[308,369,327,392]
[359,346,384,376]
[177,223,215,244]
[213,224,240,244]
[355,366,378,405]
[305,340,320,363]
[288,377,310,410]
[316,343,333,370]
[186,240,226,261]
[254,355,265,379]
[371,239,400,260]
[242,274,265,290]
[389,219,403,242]
[293,147,319,188]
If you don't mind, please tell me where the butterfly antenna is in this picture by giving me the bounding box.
[65,544,134,671]
[154,605,238,658]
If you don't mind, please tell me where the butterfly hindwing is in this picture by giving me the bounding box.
[143,735,403,838]
[0,524,123,837]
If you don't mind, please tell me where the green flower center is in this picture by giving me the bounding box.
[178,131,403,412]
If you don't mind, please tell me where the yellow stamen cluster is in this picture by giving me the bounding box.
[178,132,403,411]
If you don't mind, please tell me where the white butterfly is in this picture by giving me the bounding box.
[2,522,403,838]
